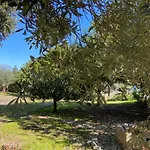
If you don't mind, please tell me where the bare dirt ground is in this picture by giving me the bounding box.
[0,95,15,105]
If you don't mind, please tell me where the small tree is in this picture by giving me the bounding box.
[29,73,82,112]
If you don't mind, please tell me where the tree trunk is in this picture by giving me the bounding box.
[53,98,57,113]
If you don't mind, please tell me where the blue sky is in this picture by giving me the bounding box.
[0,12,92,69]
[0,31,40,69]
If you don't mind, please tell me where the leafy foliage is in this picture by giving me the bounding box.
[13,48,86,112]
[2,0,150,110]
[0,0,106,53]
[91,0,150,101]
[0,2,16,43]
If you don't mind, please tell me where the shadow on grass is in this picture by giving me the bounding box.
[0,101,149,148]
[0,101,51,118]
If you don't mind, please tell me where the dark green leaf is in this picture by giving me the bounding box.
[15,28,24,32]
[30,55,35,61]
[88,26,94,32]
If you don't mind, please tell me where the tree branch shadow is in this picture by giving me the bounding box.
[0,101,149,149]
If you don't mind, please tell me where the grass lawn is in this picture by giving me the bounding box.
[0,92,74,150]
[107,99,136,104]
[0,93,146,150]
[0,120,71,150]
[0,100,92,150]
[0,104,78,150]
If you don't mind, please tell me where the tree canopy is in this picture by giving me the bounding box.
[0,2,16,44]
[0,0,110,52]
[94,0,150,95]
[1,0,150,106]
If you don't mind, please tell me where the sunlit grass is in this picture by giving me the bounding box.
[107,99,136,104]
[0,94,140,150]
[0,121,71,150]
[0,100,86,150]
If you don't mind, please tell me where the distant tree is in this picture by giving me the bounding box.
[0,68,16,86]
[13,66,18,74]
